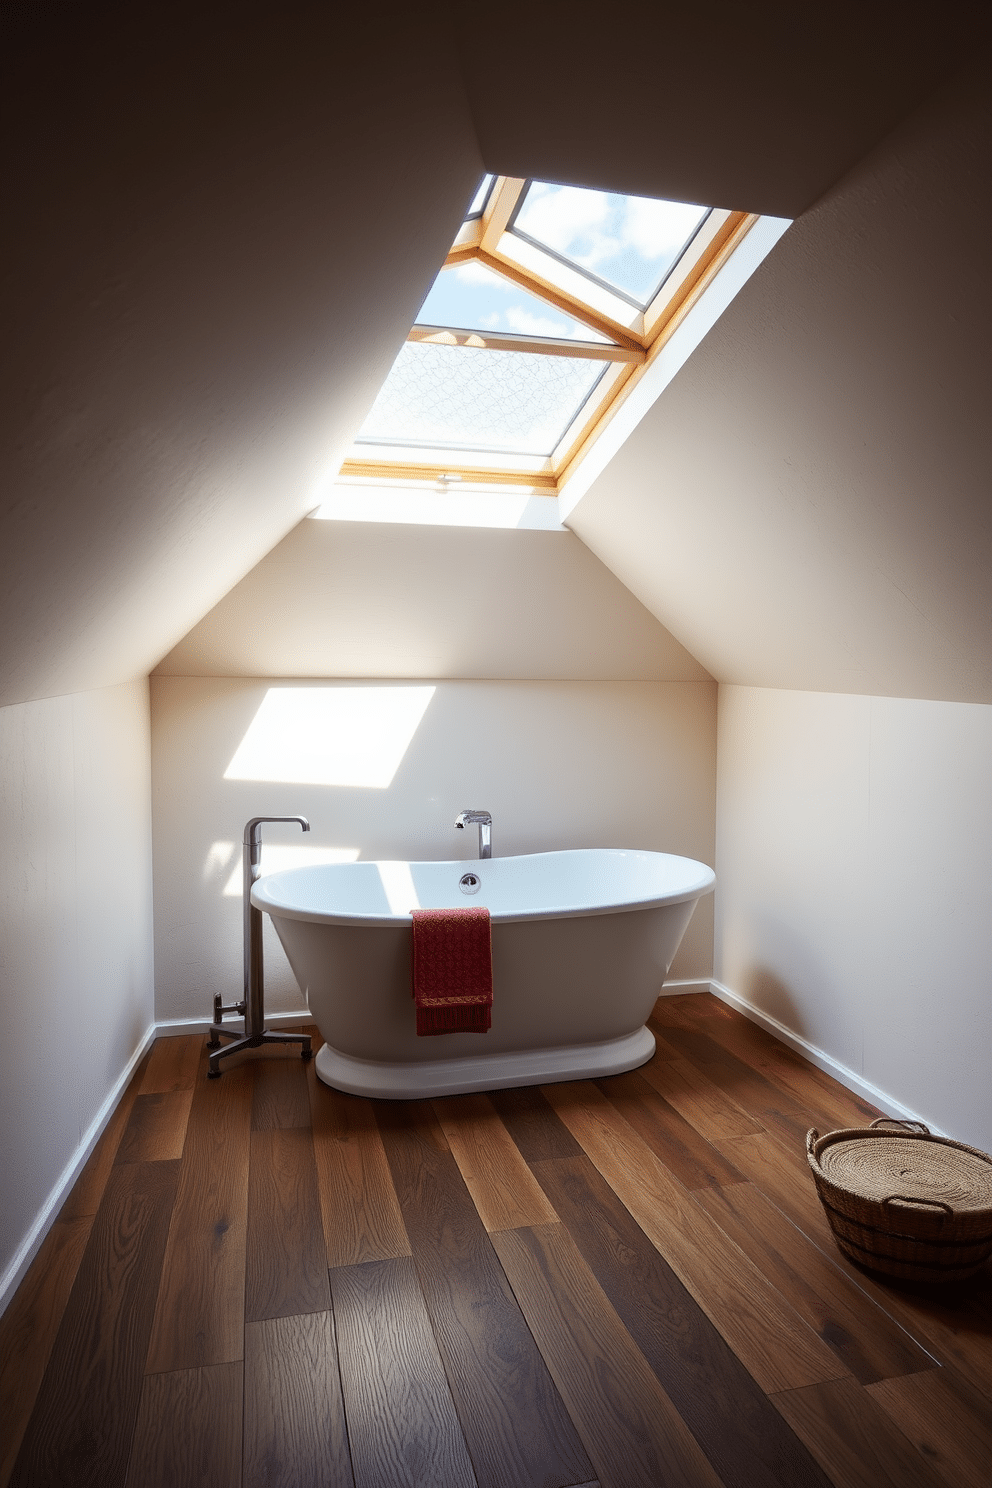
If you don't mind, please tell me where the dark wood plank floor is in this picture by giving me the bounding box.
[3,993,991,1487]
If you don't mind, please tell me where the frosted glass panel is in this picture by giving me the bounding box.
[356,342,607,456]
[512,182,710,307]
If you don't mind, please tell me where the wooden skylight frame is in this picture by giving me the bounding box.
[340,177,759,495]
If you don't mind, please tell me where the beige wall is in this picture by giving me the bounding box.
[151,677,717,1024]
[155,518,709,682]
[0,681,155,1300]
[715,685,992,1150]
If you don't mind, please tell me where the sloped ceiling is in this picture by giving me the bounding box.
[3,1,989,708]
[566,63,992,703]
[0,4,481,707]
[456,0,990,218]
[154,517,709,681]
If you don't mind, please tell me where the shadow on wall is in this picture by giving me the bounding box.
[739,966,808,1043]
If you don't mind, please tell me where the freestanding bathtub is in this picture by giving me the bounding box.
[251,848,715,1099]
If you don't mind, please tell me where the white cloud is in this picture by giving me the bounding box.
[503,306,575,338]
[623,196,705,260]
[453,261,496,287]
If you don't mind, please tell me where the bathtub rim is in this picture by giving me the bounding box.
[251,846,715,928]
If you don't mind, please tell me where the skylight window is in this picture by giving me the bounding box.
[341,175,762,495]
[509,183,710,309]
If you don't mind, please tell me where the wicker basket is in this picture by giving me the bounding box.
[806,1118,992,1284]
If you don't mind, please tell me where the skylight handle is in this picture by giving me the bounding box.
[207,816,313,1077]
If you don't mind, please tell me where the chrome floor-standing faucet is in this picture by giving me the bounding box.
[207,816,313,1077]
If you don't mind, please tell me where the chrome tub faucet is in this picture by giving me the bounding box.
[455,809,492,859]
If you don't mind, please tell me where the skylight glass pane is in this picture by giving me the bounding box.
[511,182,710,308]
[416,262,608,342]
[466,173,495,218]
[355,342,608,457]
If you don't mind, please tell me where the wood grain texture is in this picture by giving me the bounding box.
[638,1017,683,1061]
[694,1180,938,1384]
[138,1034,202,1094]
[647,1016,843,1148]
[542,1080,850,1392]
[486,1085,584,1163]
[59,1049,151,1220]
[145,1054,253,1372]
[531,1155,833,1488]
[0,1215,92,1488]
[433,1092,559,1231]
[331,1256,477,1488]
[251,1050,312,1130]
[596,1069,745,1190]
[717,1129,992,1393]
[492,1222,725,1488]
[309,1073,411,1267]
[244,1313,353,1488]
[114,1089,194,1164]
[867,1365,992,1488]
[638,1056,765,1142]
[770,1376,949,1488]
[125,1361,242,1488]
[10,1160,180,1488]
[653,995,882,1130]
[377,1100,594,1488]
[246,1127,329,1322]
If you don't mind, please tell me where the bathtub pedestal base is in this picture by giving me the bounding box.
[314,1025,655,1100]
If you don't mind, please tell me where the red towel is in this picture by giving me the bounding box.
[411,906,493,1036]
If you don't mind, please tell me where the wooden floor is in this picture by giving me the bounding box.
[2,994,991,1488]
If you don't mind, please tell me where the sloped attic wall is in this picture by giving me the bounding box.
[0,3,482,710]
[566,64,992,702]
[565,66,992,1144]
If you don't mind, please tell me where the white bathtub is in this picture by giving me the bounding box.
[251,848,715,1099]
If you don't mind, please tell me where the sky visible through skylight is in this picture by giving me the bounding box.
[353,176,720,466]
[416,262,608,342]
[512,183,709,307]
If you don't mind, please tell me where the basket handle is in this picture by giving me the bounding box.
[806,1128,820,1158]
[870,1117,931,1135]
[882,1193,953,1219]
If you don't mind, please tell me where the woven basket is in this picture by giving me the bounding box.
[806,1118,992,1284]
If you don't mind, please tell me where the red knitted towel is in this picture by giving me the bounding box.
[411,906,493,1036]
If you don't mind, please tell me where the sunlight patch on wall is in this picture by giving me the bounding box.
[221,843,360,897]
[223,686,436,787]
[376,859,422,915]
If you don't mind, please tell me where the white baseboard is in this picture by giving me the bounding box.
[707,979,947,1137]
[0,1008,317,1318]
[0,1022,159,1316]
[657,978,713,997]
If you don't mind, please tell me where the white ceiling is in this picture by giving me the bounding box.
[3,2,990,708]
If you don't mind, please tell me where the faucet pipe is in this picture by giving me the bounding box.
[243,817,309,1033]
[207,815,312,1076]
[455,809,492,860]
